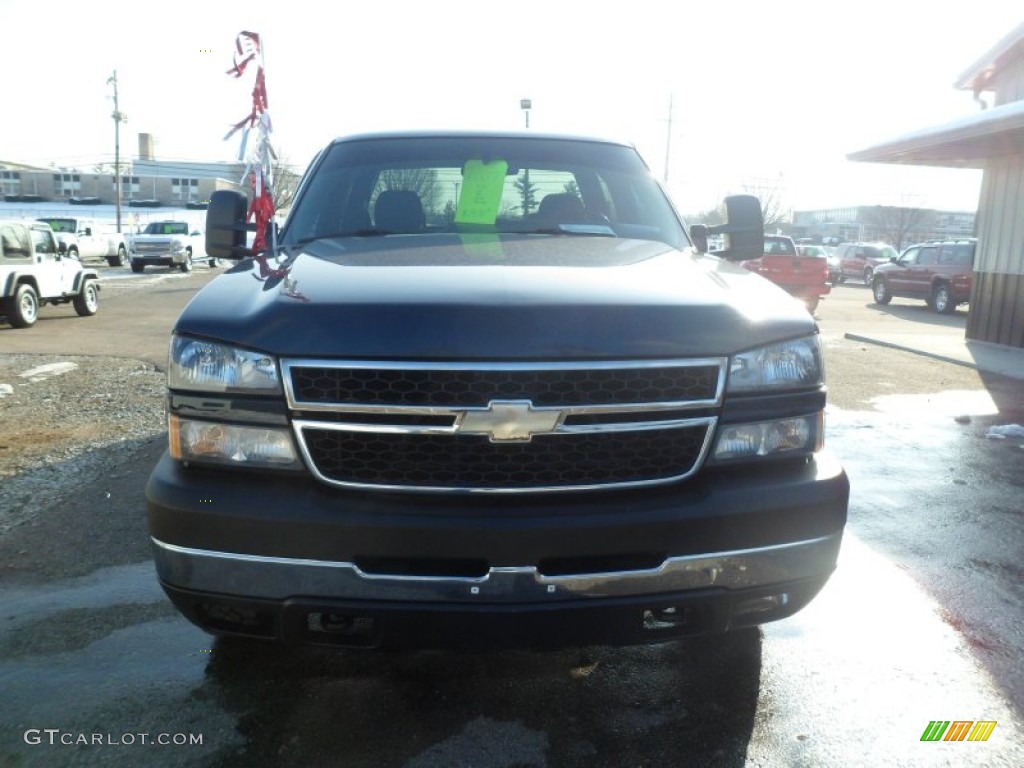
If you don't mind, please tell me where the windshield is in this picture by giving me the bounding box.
[39,218,76,233]
[866,245,898,260]
[283,136,686,250]
[144,222,189,235]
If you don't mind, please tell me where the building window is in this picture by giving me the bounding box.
[1,170,22,196]
[115,176,140,196]
[52,173,81,197]
[172,177,200,201]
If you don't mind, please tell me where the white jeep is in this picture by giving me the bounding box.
[0,219,100,328]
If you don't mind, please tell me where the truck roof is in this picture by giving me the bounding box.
[326,129,635,148]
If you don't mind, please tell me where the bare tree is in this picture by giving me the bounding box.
[741,176,790,233]
[271,155,303,215]
[683,206,725,227]
[860,206,935,250]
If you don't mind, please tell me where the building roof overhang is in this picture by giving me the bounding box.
[955,21,1024,93]
[847,99,1024,168]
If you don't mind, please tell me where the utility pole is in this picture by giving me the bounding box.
[107,71,127,233]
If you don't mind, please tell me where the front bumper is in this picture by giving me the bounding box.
[131,252,186,266]
[147,450,849,647]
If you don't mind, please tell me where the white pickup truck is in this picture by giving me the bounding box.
[36,216,130,267]
[1,218,100,327]
[128,220,209,273]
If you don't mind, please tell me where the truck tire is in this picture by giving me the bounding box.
[7,284,39,328]
[933,284,955,314]
[68,247,80,261]
[862,267,874,286]
[73,279,99,316]
[872,278,892,305]
[131,261,144,274]
[107,245,128,267]
[180,249,193,273]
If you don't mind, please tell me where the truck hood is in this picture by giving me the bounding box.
[175,234,814,359]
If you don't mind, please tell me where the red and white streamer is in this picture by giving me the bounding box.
[224,31,274,254]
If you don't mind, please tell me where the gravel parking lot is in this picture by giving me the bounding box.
[0,354,165,536]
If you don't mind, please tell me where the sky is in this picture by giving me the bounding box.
[2,0,1021,215]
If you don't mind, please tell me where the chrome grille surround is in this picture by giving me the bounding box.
[282,359,727,494]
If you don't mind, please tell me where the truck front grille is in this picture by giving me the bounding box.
[282,359,726,493]
[301,425,711,490]
[290,363,721,406]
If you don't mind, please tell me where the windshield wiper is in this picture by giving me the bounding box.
[293,229,388,246]
[522,223,617,237]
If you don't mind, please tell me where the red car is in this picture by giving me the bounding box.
[744,234,831,312]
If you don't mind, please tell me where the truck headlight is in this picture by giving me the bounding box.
[170,240,184,253]
[712,413,823,461]
[169,335,281,394]
[727,336,823,393]
[169,415,301,469]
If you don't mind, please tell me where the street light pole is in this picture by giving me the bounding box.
[519,99,533,214]
[108,71,127,234]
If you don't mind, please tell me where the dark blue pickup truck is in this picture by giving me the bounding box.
[146,131,849,649]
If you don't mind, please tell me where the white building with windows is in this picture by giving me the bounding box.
[1,134,244,209]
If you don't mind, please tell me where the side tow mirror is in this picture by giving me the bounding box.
[206,190,253,260]
[708,194,764,261]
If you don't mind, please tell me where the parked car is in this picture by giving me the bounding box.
[796,244,838,284]
[871,239,975,314]
[0,219,101,327]
[128,221,206,273]
[744,234,831,312]
[834,242,899,286]
[36,216,129,267]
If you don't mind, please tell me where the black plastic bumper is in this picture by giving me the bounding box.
[147,450,849,647]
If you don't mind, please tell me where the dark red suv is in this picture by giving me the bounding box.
[835,242,899,286]
[871,239,975,314]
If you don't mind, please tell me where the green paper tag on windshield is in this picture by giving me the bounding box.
[455,159,508,225]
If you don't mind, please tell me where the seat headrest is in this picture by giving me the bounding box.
[537,193,584,221]
[374,190,425,233]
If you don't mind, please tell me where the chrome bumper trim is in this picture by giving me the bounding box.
[152,533,842,604]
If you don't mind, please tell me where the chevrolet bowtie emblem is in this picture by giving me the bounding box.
[456,400,564,443]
